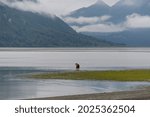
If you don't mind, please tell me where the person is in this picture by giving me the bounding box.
[75,63,80,71]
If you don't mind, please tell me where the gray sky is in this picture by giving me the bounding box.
[0,0,120,16]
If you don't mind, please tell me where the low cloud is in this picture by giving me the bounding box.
[72,23,125,33]
[1,0,149,16]
[0,0,97,16]
[70,13,150,33]
[64,15,111,25]
[125,13,150,28]
[0,0,42,13]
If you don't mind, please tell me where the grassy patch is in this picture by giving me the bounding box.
[31,69,150,81]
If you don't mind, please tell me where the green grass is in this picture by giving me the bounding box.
[31,69,150,81]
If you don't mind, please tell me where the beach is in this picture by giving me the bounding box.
[29,69,150,100]
[29,86,150,100]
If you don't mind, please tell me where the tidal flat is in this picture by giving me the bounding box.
[31,69,150,81]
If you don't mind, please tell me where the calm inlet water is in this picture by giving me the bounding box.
[0,48,150,99]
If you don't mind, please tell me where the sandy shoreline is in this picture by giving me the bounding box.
[28,86,150,100]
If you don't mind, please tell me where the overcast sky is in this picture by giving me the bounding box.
[0,0,120,16]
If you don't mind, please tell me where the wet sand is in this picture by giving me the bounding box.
[29,86,150,100]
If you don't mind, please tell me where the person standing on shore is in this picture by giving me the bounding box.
[75,63,80,71]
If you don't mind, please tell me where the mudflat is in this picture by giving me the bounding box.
[29,86,150,100]
[29,69,150,100]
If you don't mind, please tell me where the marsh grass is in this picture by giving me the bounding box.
[31,69,150,81]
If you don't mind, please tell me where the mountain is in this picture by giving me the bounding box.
[110,0,150,23]
[0,3,120,47]
[66,0,150,47]
[69,0,110,18]
[69,0,150,23]
[83,29,150,47]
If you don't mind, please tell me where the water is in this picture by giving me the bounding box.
[1,48,150,70]
[0,48,150,99]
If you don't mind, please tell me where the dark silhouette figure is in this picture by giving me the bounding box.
[75,63,80,71]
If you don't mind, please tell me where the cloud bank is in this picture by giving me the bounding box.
[72,23,124,33]
[0,0,125,16]
[0,0,98,16]
[64,15,111,25]
[126,13,150,28]
[69,13,150,33]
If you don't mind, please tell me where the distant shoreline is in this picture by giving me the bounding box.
[28,86,150,100]
[1,47,150,52]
